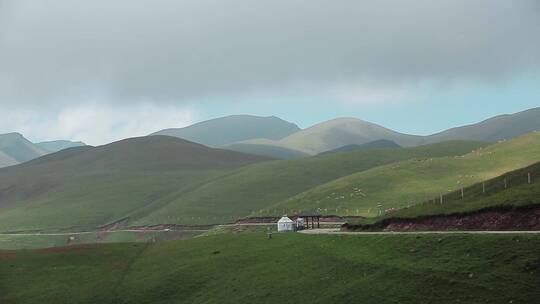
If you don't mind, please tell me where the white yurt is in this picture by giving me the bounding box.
[277,216,294,232]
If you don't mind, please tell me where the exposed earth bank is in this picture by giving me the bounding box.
[343,204,540,232]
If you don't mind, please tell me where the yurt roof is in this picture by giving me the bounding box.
[278,216,293,223]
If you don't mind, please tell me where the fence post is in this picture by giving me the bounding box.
[482,182,486,194]
[528,172,531,184]
[461,188,464,199]
[440,194,443,205]
[504,178,507,189]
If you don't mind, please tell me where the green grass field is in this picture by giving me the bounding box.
[1,233,539,304]
[273,132,540,217]
[0,230,205,250]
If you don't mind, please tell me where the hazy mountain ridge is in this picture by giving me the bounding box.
[36,140,87,153]
[152,115,300,147]
[423,107,540,143]
[1,107,538,166]
[238,107,540,155]
[0,133,48,166]
[0,133,87,168]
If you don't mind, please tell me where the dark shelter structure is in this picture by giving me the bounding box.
[296,213,321,229]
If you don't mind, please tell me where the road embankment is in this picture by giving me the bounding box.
[342,204,540,232]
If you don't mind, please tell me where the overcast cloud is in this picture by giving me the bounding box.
[1,0,539,144]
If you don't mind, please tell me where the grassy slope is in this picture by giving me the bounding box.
[1,233,539,304]
[0,136,267,232]
[318,139,401,155]
[244,118,423,154]
[273,132,540,217]
[131,141,486,226]
[224,142,310,159]
[353,161,540,225]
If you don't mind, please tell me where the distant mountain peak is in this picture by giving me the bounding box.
[151,115,300,147]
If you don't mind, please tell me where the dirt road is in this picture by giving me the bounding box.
[298,228,540,235]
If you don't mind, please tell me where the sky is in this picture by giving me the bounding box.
[1,0,539,145]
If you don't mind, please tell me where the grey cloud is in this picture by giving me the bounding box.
[1,0,539,105]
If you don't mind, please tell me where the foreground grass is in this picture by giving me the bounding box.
[1,233,539,304]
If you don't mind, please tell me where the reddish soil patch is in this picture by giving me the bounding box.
[0,251,19,259]
[127,224,215,231]
[343,204,540,232]
[98,217,129,231]
[35,243,103,253]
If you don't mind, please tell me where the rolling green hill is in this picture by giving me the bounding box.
[363,161,540,223]
[242,118,423,154]
[130,140,486,226]
[2,233,539,304]
[152,115,300,147]
[272,132,540,217]
[319,139,401,155]
[0,139,485,232]
[0,136,268,232]
[223,142,310,159]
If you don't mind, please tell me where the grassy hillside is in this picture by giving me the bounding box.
[130,141,486,226]
[273,132,540,217]
[0,136,268,232]
[0,140,485,232]
[243,118,423,154]
[1,233,539,304]
[152,115,300,147]
[319,139,401,155]
[224,142,309,159]
[362,161,540,223]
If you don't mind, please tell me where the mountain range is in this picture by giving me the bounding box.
[151,115,300,146]
[1,107,539,167]
[0,133,86,168]
[231,107,540,155]
[0,107,539,232]
[154,107,540,157]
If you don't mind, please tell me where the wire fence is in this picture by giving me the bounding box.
[409,161,540,211]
